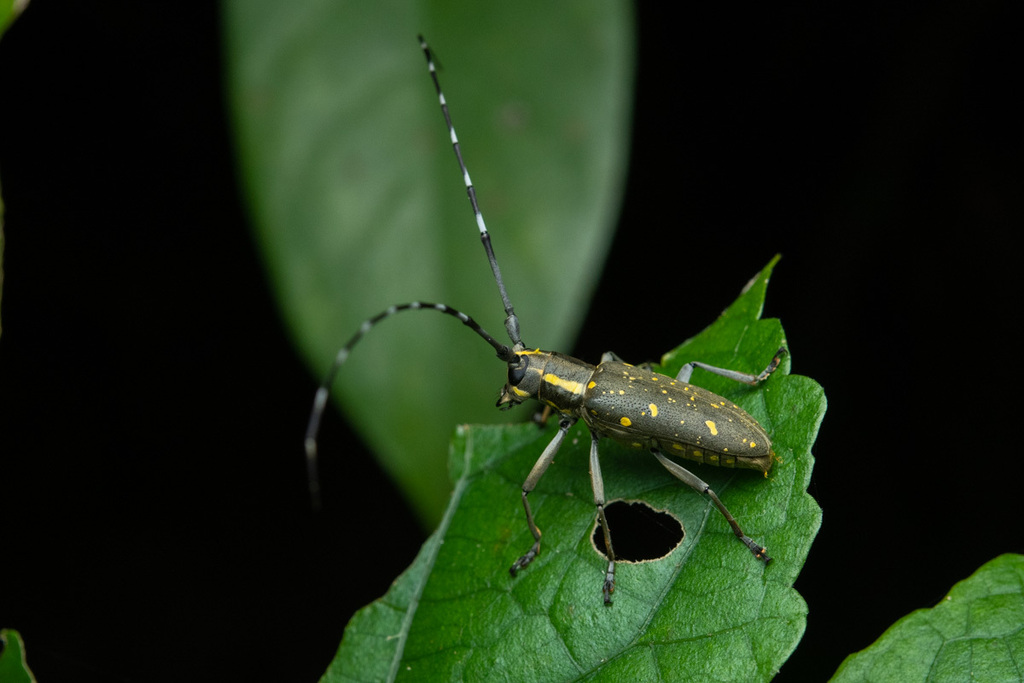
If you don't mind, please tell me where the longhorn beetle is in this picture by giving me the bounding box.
[305,35,787,605]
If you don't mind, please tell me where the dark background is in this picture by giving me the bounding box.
[1,2,1020,681]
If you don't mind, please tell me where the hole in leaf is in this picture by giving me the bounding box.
[592,500,684,562]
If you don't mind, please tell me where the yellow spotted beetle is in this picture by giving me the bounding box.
[305,36,787,605]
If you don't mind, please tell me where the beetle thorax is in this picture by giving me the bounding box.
[496,349,596,414]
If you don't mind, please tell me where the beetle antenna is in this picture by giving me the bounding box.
[418,35,525,351]
[305,302,514,508]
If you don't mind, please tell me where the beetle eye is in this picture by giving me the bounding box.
[507,359,527,386]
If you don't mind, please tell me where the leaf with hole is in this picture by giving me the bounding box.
[323,258,825,682]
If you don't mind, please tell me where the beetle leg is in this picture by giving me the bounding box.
[587,429,617,605]
[600,350,660,372]
[652,449,771,563]
[531,404,554,428]
[599,350,624,364]
[676,346,788,384]
[510,417,574,578]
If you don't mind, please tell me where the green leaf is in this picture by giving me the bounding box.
[1,0,30,35]
[831,554,1024,683]
[323,259,825,682]
[1,0,24,338]
[223,3,635,523]
[0,629,37,683]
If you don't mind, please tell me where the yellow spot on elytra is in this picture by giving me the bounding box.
[618,390,625,395]
[705,420,718,435]
[649,403,658,417]
[672,443,684,450]
[750,441,757,448]
[620,417,632,427]
[587,380,596,389]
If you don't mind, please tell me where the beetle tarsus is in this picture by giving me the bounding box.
[603,562,615,605]
[510,543,539,577]
[742,536,772,563]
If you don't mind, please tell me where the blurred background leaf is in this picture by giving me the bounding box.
[224,2,635,524]
[1,0,30,34]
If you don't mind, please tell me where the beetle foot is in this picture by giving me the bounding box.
[510,542,540,577]
[602,560,616,605]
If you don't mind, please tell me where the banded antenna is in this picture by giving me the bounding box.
[303,36,527,508]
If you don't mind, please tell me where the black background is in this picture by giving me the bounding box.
[1,2,1021,681]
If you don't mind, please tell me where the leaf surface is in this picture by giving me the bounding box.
[832,554,1024,683]
[0,629,36,683]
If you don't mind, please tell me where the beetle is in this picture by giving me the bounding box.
[305,35,786,605]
